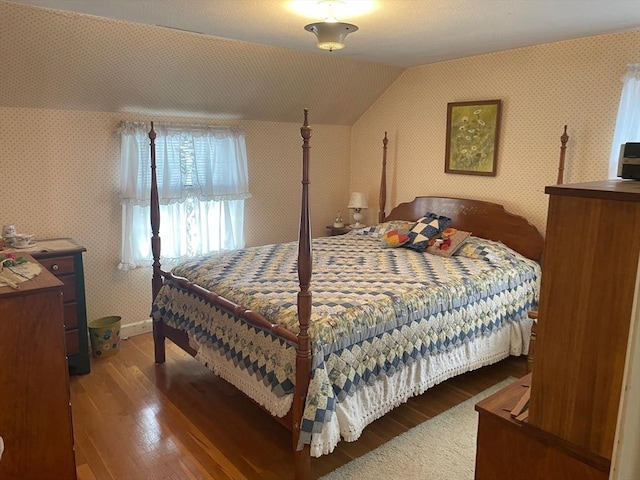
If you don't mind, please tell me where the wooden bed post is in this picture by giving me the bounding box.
[293,109,312,479]
[527,125,569,373]
[378,132,388,223]
[149,122,166,364]
[557,125,569,185]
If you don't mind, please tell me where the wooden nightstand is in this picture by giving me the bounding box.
[326,225,352,236]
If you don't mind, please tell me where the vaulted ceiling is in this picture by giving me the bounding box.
[2,0,638,124]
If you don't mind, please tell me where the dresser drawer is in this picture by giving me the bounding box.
[65,329,80,356]
[58,274,76,302]
[63,303,78,330]
[38,256,75,275]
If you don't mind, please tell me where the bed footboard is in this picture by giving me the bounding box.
[148,113,314,479]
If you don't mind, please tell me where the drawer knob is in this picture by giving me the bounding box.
[52,264,59,271]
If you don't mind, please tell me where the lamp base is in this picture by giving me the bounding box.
[351,209,365,229]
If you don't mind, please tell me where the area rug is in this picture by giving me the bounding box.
[320,377,515,480]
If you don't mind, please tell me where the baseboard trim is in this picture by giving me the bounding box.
[121,318,153,339]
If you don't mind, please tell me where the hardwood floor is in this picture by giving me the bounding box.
[71,333,526,480]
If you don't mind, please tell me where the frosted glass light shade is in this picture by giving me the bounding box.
[347,192,368,210]
[304,22,359,51]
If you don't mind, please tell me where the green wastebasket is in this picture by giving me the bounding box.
[88,316,121,358]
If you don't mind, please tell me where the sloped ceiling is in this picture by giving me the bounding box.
[0,1,404,124]
[8,0,640,67]
[1,0,639,124]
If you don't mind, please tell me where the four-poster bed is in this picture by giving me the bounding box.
[149,110,545,479]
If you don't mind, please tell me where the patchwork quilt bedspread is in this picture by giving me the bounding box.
[151,232,540,451]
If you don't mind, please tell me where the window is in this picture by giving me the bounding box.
[609,63,640,179]
[118,122,251,270]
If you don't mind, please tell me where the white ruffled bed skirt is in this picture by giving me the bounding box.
[189,317,531,457]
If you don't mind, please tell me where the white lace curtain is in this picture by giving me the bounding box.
[118,122,251,270]
[609,63,640,179]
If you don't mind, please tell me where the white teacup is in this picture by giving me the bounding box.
[11,234,34,248]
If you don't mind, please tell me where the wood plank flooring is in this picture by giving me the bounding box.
[71,333,526,480]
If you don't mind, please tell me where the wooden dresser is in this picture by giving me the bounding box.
[530,180,640,458]
[475,375,608,480]
[475,179,640,478]
[31,238,90,375]
[0,257,77,479]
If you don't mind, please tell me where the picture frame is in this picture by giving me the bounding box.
[445,99,502,176]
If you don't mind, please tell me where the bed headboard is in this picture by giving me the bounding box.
[377,127,572,262]
[384,196,544,261]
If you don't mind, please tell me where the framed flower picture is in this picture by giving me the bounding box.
[445,100,502,176]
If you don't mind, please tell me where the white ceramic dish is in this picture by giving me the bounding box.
[12,242,37,249]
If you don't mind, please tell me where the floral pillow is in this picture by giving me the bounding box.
[426,229,471,257]
[404,213,452,251]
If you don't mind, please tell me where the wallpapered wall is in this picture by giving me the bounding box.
[351,30,640,235]
[0,108,350,333]
[1,30,638,333]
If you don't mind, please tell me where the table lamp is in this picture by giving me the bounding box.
[347,192,368,228]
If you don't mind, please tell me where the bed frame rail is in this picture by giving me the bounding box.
[158,271,300,345]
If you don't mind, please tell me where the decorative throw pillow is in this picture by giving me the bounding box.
[454,238,499,262]
[404,213,452,251]
[426,229,471,257]
[380,229,410,248]
[378,220,411,236]
[352,220,411,239]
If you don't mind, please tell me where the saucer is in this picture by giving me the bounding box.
[12,242,37,249]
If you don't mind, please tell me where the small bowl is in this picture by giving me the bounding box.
[10,234,34,247]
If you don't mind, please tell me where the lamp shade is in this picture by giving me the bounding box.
[347,192,368,210]
[304,21,358,51]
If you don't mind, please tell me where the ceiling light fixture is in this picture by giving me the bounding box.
[304,0,359,52]
[304,21,358,51]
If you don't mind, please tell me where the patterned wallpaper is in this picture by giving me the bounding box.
[352,30,640,235]
[0,108,350,333]
[1,27,638,333]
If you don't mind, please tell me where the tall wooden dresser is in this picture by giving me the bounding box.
[530,180,640,459]
[475,179,640,478]
[0,257,77,479]
[32,238,90,375]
